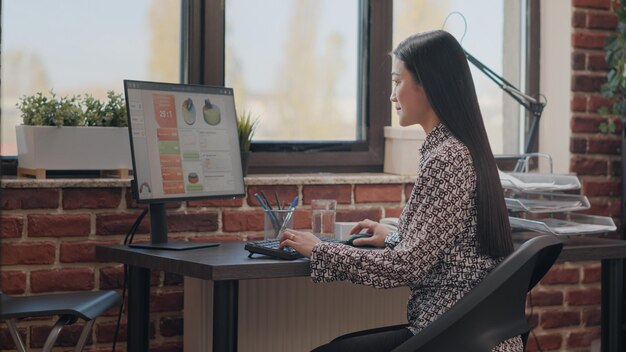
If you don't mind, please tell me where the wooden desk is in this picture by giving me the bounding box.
[96,235,626,352]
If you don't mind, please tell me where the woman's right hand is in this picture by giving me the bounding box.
[348,219,390,248]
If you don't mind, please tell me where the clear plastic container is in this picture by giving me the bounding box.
[505,191,590,213]
[509,213,616,235]
[499,171,581,192]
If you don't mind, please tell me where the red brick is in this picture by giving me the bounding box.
[187,196,244,207]
[31,323,91,348]
[1,216,24,238]
[583,266,601,283]
[571,116,603,133]
[62,188,122,209]
[0,326,27,350]
[1,189,59,210]
[587,12,618,29]
[583,307,602,327]
[60,240,117,263]
[588,53,609,71]
[580,199,611,216]
[529,290,563,306]
[151,290,183,312]
[0,271,27,294]
[223,210,264,232]
[96,212,150,236]
[573,0,610,9]
[1,242,55,265]
[525,312,539,329]
[302,185,352,204]
[567,328,601,348]
[571,95,588,112]
[588,95,613,112]
[167,212,218,233]
[354,184,402,203]
[582,178,620,196]
[541,266,580,285]
[28,214,91,237]
[164,272,184,286]
[30,268,94,292]
[245,185,298,207]
[567,288,601,305]
[404,183,415,199]
[525,333,562,351]
[609,160,621,177]
[96,319,155,343]
[571,74,607,92]
[570,137,588,154]
[572,11,587,28]
[572,32,609,49]
[384,207,404,218]
[570,157,608,175]
[160,316,183,337]
[572,51,586,70]
[124,189,181,210]
[588,138,620,154]
[150,341,184,352]
[336,208,382,222]
[99,265,125,289]
[540,310,581,328]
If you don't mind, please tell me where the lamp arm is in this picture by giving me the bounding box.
[464,50,546,154]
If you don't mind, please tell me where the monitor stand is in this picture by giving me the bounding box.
[128,203,220,251]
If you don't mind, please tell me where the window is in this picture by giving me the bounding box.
[392,0,528,155]
[1,0,182,156]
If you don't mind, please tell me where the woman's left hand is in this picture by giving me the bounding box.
[279,229,321,258]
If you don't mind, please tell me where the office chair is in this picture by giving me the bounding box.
[392,235,563,352]
[1,290,122,352]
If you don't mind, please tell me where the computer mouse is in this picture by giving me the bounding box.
[345,233,374,246]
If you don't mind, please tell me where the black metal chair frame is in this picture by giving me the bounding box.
[1,290,122,352]
[392,235,563,352]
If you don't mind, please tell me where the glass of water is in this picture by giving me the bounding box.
[311,199,337,239]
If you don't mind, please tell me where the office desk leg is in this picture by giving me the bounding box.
[128,265,150,352]
[213,280,238,352]
[601,259,624,352]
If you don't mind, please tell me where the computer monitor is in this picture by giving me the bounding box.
[124,80,245,250]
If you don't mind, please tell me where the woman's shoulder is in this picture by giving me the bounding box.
[430,137,473,167]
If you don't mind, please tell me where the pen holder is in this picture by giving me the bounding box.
[264,209,295,240]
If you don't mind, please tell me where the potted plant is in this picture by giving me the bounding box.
[15,90,132,178]
[236,110,259,176]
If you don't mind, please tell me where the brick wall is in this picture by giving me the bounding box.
[571,0,622,229]
[0,181,409,351]
[0,179,605,351]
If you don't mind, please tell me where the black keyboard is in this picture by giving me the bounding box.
[245,237,346,260]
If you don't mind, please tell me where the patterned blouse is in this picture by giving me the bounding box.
[310,124,522,351]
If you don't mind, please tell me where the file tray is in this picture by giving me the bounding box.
[499,171,581,192]
[505,191,590,213]
[509,213,616,235]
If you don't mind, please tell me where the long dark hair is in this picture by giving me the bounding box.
[393,30,513,257]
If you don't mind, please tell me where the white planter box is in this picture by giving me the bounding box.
[16,125,132,174]
[383,126,426,176]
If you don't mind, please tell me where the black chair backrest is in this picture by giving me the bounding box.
[392,235,563,352]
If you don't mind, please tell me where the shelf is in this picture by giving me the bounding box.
[505,191,589,213]
[509,213,616,235]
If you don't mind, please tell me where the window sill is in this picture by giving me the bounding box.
[0,173,417,189]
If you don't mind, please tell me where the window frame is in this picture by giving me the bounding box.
[182,0,539,174]
[185,0,391,173]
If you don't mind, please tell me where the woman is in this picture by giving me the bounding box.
[279,30,521,352]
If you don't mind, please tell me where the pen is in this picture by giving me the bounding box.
[260,191,273,210]
[255,193,280,230]
[276,196,299,238]
[274,191,282,210]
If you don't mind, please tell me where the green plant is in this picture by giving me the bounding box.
[17,90,127,127]
[237,110,260,152]
[84,91,128,127]
[17,91,83,127]
[598,0,626,133]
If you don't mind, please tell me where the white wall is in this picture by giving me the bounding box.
[539,0,572,174]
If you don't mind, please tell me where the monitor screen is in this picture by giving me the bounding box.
[124,80,245,203]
